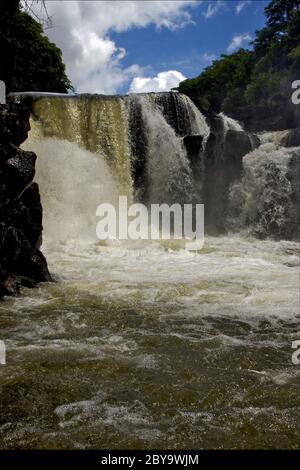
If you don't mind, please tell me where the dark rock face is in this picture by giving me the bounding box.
[203,123,259,234]
[183,135,205,204]
[227,102,300,133]
[280,128,300,148]
[188,92,300,134]
[127,97,149,203]
[184,135,204,168]
[286,149,300,240]
[0,103,51,298]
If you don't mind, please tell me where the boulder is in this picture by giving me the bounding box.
[280,128,300,148]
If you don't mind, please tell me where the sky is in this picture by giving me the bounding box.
[30,0,269,94]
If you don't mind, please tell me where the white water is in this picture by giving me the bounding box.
[228,138,300,238]
[24,138,119,243]
[134,94,194,205]
[219,112,243,132]
[2,92,299,449]
[1,221,299,448]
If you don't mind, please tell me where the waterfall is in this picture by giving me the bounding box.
[219,112,243,133]
[19,92,210,244]
[228,139,300,239]
[22,138,119,243]
[29,94,133,198]
[126,93,209,205]
[15,91,299,242]
[128,94,193,205]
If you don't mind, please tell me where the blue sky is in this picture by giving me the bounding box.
[112,0,269,93]
[36,1,270,94]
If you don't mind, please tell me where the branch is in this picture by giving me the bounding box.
[22,0,53,29]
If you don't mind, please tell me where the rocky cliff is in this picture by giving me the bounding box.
[228,101,300,133]
[0,102,51,297]
[188,93,300,134]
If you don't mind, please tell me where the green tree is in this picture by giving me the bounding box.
[253,0,300,57]
[178,50,254,113]
[246,0,300,106]
[0,0,72,93]
[177,0,300,114]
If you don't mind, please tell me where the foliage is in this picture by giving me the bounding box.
[0,0,72,93]
[178,50,254,113]
[177,0,300,113]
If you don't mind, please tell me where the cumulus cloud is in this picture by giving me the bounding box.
[129,70,186,93]
[227,33,252,52]
[202,52,216,62]
[202,1,227,19]
[235,1,251,15]
[27,0,196,94]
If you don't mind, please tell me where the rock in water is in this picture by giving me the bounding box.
[203,115,259,234]
[280,128,300,148]
[0,102,51,298]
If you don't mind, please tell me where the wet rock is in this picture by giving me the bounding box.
[183,135,204,168]
[280,128,300,148]
[0,102,51,298]
[203,124,258,234]
[0,103,31,147]
[227,101,299,133]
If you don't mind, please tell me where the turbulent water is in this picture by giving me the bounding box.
[228,132,300,239]
[0,92,299,449]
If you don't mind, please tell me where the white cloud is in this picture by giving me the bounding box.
[202,1,227,19]
[202,52,216,62]
[227,33,252,52]
[129,70,186,93]
[26,0,197,94]
[236,1,251,15]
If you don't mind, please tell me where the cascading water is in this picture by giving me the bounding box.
[1,92,299,450]
[28,94,133,198]
[126,93,209,205]
[21,91,211,240]
[133,94,194,205]
[228,139,300,239]
[23,138,119,243]
[219,112,243,133]
[201,111,257,233]
[22,90,298,240]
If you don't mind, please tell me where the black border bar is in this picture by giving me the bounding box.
[0,450,299,467]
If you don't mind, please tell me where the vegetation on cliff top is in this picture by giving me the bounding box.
[0,0,72,93]
[177,0,300,114]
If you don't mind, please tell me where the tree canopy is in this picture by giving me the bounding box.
[0,0,72,93]
[177,0,300,114]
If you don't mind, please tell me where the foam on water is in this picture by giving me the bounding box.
[1,233,299,449]
[1,93,299,449]
[228,141,300,239]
